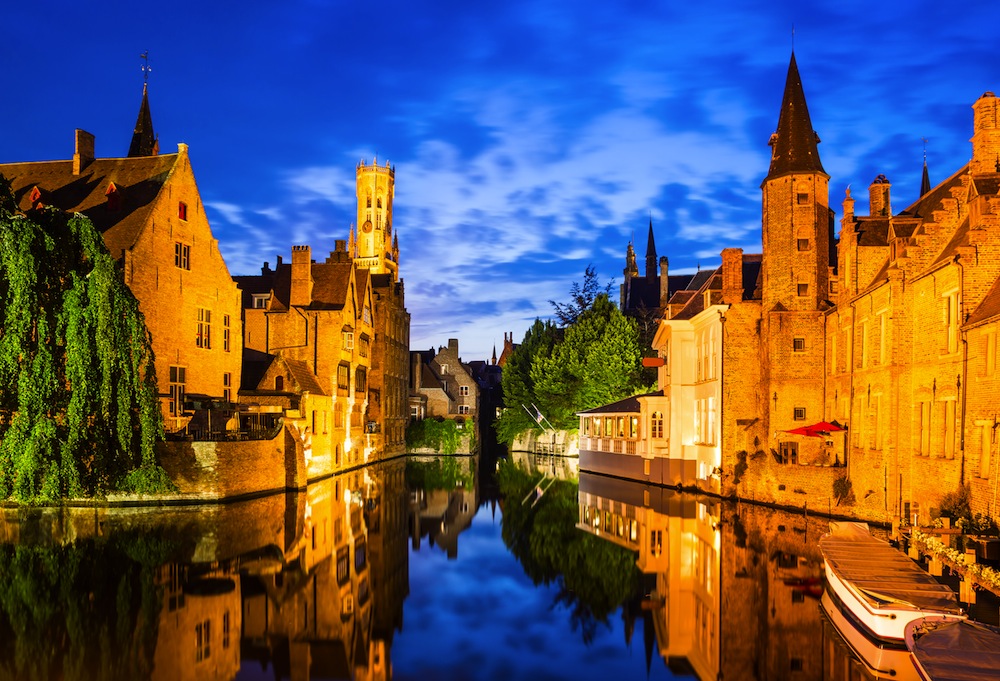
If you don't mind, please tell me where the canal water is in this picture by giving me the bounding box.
[0,452,991,680]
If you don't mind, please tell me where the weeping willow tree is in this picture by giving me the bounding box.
[0,178,171,500]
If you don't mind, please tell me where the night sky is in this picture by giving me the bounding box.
[3,2,1000,360]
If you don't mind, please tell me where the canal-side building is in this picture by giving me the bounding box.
[236,241,375,476]
[0,85,244,431]
[409,339,479,426]
[588,55,1000,525]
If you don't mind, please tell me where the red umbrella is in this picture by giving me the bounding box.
[786,421,845,438]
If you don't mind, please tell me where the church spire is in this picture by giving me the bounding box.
[644,216,657,278]
[765,53,825,180]
[128,65,158,157]
[920,142,931,196]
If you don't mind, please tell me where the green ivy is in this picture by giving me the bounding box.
[0,193,170,501]
[405,418,463,455]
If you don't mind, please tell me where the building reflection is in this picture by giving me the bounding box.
[407,455,479,559]
[0,459,410,681]
[577,473,832,681]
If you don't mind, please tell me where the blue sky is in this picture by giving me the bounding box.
[3,2,1000,360]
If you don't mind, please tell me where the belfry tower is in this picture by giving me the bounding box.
[761,53,834,448]
[355,158,398,280]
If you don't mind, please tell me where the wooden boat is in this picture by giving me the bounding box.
[821,589,919,680]
[818,522,964,643]
[905,616,1000,681]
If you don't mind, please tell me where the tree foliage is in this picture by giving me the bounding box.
[548,264,612,327]
[496,281,650,441]
[0,195,169,501]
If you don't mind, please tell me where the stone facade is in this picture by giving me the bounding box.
[409,339,479,424]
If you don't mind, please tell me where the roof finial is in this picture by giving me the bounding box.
[140,50,151,84]
[791,24,795,53]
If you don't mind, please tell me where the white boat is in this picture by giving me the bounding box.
[818,522,965,643]
[821,589,919,680]
[905,616,1000,681]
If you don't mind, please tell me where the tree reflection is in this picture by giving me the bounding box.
[496,459,640,643]
[0,534,168,681]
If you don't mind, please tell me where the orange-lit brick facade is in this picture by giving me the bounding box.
[598,58,1000,526]
[0,125,243,430]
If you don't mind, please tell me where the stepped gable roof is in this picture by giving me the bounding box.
[855,217,891,247]
[897,163,968,219]
[284,358,325,395]
[765,53,826,181]
[128,83,157,157]
[0,153,179,258]
[967,273,1000,327]
[577,391,664,415]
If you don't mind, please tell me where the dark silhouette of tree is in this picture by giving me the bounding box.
[548,265,612,327]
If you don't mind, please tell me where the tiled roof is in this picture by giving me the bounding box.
[285,358,325,395]
[855,217,891,247]
[0,154,179,258]
[766,53,826,179]
[967,273,1000,327]
[577,391,663,415]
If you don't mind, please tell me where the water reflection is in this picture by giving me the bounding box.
[0,454,923,680]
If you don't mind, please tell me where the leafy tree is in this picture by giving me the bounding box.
[494,319,561,444]
[548,264,612,327]
[0,194,170,501]
[531,294,646,429]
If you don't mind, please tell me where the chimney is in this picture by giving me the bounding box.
[721,248,744,304]
[276,255,283,268]
[659,256,669,307]
[971,91,1000,175]
[289,246,313,307]
[448,338,459,356]
[869,175,891,217]
[261,261,270,275]
[72,129,95,175]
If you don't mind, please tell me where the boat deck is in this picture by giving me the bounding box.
[819,522,963,615]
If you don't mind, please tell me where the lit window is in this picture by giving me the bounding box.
[651,411,664,439]
[174,242,191,270]
[196,309,211,348]
[459,386,469,396]
[169,366,186,416]
[251,294,269,309]
[343,330,354,351]
[178,202,188,221]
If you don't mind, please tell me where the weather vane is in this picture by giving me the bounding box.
[141,51,151,84]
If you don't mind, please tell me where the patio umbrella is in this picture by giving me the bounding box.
[786,421,845,438]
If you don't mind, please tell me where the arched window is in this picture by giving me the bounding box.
[275,375,284,391]
[651,412,664,439]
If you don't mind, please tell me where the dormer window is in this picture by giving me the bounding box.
[178,202,188,221]
[106,183,122,211]
[28,185,44,209]
[251,294,270,309]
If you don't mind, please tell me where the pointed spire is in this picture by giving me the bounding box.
[920,141,931,196]
[645,216,657,278]
[128,82,158,157]
[766,53,825,180]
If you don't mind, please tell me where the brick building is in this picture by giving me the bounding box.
[409,339,479,426]
[587,54,1000,525]
[0,84,243,431]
